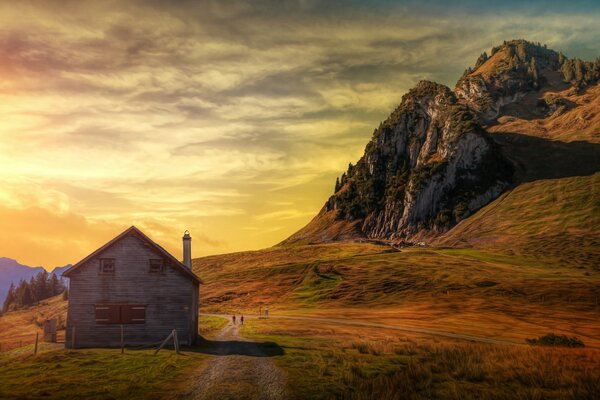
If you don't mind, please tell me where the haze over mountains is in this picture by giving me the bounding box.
[284,40,600,263]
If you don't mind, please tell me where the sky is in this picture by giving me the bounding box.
[1,0,600,269]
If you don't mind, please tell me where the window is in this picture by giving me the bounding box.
[95,304,146,324]
[99,258,115,274]
[149,259,165,274]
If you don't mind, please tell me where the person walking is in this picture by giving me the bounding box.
[232,315,236,324]
[240,315,244,325]
[265,307,269,319]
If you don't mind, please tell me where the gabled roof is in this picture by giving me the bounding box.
[62,226,202,284]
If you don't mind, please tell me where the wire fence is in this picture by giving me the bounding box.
[0,331,65,353]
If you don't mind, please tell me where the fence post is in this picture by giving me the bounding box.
[173,329,180,354]
[120,325,124,354]
[34,333,39,355]
[154,330,174,355]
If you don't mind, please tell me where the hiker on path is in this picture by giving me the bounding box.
[241,315,244,325]
[265,308,269,319]
[232,315,236,324]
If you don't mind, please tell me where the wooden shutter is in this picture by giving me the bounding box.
[95,305,120,324]
[121,304,146,324]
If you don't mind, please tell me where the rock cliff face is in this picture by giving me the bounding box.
[284,81,512,245]
[283,40,599,246]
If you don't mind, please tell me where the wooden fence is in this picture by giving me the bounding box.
[0,330,65,353]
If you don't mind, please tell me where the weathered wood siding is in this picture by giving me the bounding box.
[66,234,199,348]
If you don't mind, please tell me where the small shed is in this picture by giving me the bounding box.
[62,226,201,348]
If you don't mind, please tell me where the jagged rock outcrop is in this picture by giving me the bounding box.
[284,81,512,245]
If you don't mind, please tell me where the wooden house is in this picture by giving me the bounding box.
[62,226,201,348]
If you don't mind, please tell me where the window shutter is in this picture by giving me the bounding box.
[121,304,146,324]
[95,305,120,324]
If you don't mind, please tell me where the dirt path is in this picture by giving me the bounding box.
[201,313,519,346]
[186,322,287,400]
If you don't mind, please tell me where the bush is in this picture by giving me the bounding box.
[526,333,584,348]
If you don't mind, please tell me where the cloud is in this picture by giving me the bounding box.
[1,1,600,265]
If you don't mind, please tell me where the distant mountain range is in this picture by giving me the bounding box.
[0,258,70,305]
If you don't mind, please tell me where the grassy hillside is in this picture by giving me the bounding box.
[0,294,67,350]
[193,243,600,347]
[240,317,600,400]
[435,172,600,268]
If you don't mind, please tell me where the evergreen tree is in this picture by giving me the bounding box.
[562,61,574,82]
[516,42,527,60]
[334,177,341,193]
[529,57,539,82]
[21,285,33,306]
[28,276,37,302]
[347,163,354,175]
[2,271,67,312]
[50,274,62,296]
[574,59,585,82]
[2,283,16,312]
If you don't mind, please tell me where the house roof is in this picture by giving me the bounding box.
[62,226,202,284]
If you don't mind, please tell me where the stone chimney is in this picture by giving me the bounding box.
[182,230,192,269]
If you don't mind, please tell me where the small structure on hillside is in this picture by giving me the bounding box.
[62,226,201,348]
[43,319,57,342]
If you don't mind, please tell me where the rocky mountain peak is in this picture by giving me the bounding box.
[456,39,600,123]
[284,80,512,245]
[283,39,598,247]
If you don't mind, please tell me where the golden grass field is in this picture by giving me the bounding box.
[239,316,600,400]
[194,242,600,348]
[0,294,67,351]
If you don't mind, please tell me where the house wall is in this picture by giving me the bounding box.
[65,234,199,348]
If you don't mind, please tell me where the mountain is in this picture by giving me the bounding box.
[0,258,69,305]
[456,40,600,123]
[284,40,600,250]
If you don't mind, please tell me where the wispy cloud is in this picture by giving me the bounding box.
[1,0,599,266]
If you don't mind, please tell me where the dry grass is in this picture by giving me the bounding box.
[435,172,600,268]
[241,317,600,400]
[194,243,600,347]
[342,343,600,400]
[489,84,600,143]
[0,294,66,351]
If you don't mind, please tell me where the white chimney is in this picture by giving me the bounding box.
[182,230,192,269]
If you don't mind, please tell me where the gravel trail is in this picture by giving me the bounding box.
[187,322,287,400]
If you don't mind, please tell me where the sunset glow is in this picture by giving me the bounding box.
[1,1,599,268]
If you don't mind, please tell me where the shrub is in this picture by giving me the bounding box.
[526,333,584,348]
